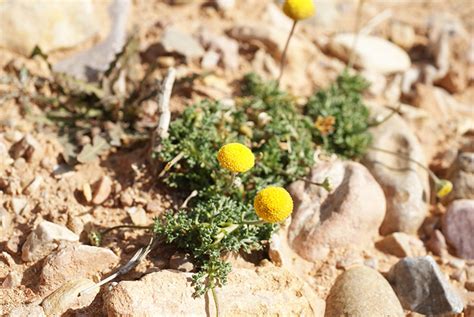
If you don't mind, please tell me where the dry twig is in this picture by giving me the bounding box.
[149,67,176,159]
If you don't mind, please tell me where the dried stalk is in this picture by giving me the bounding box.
[150,67,176,158]
[78,235,157,297]
[277,20,298,87]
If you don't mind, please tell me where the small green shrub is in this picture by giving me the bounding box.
[154,196,275,296]
[158,73,314,201]
[153,71,373,298]
[305,71,372,159]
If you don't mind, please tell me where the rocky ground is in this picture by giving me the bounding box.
[0,0,473,316]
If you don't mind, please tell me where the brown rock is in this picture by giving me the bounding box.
[325,266,404,317]
[104,267,324,316]
[119,190,133,207]
[92,176,112,205]
[9,134,41,162]
[376,232,426,257]
[40,244,119,293]
[426,229,448,257]
[466,280,474,291]
[435,62,467,94]
[288,160,386,261]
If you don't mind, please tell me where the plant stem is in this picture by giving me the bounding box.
[368,146,439,181]
[212,224,240,245]
[79,234,158,297]
[158,151,184,178]
[368,104,401,127]
[225,172,236,194]
[101,224,152,236]
[211,287,220,317]
[180,190,198,209]
[277,20,298,86]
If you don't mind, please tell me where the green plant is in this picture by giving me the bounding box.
[153,196,276,296]
[158,73,314,201]
[305,71,372,159]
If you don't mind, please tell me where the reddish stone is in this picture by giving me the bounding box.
[442,199,474,259]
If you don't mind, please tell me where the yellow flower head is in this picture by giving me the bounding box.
[283,0,316,21]
[217,143,255,173]
[436,179,453,198]
[254,186,293,223]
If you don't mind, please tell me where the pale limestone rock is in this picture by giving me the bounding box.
[40,244,119,293]
[0,0,102,55]
[21,221,79,262]
[329,33,411,74]
[364,106,429,235]
[104,267,325,316]
[41,278,99,317]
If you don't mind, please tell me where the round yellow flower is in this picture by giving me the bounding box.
[217,143,255,173]
[254,186,293,223]
[283,0,315,21]
[436,179,453,198]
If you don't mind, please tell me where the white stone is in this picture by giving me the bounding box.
[201,50,220,69]
[215,0,235,10]
[53,0,131,81]
[126,206,148,226]
[0,0,102,55]
[161,27,204,59]
[329,33,411,74]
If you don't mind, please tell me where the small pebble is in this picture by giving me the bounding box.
[127,207,148,226]
[119,191,134,207]
[82,183,92,203]
[2,270,22,288]
[23,176,43,195]
[92,176,112,205]
[145,200,161,213]
[11,197,28,215]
